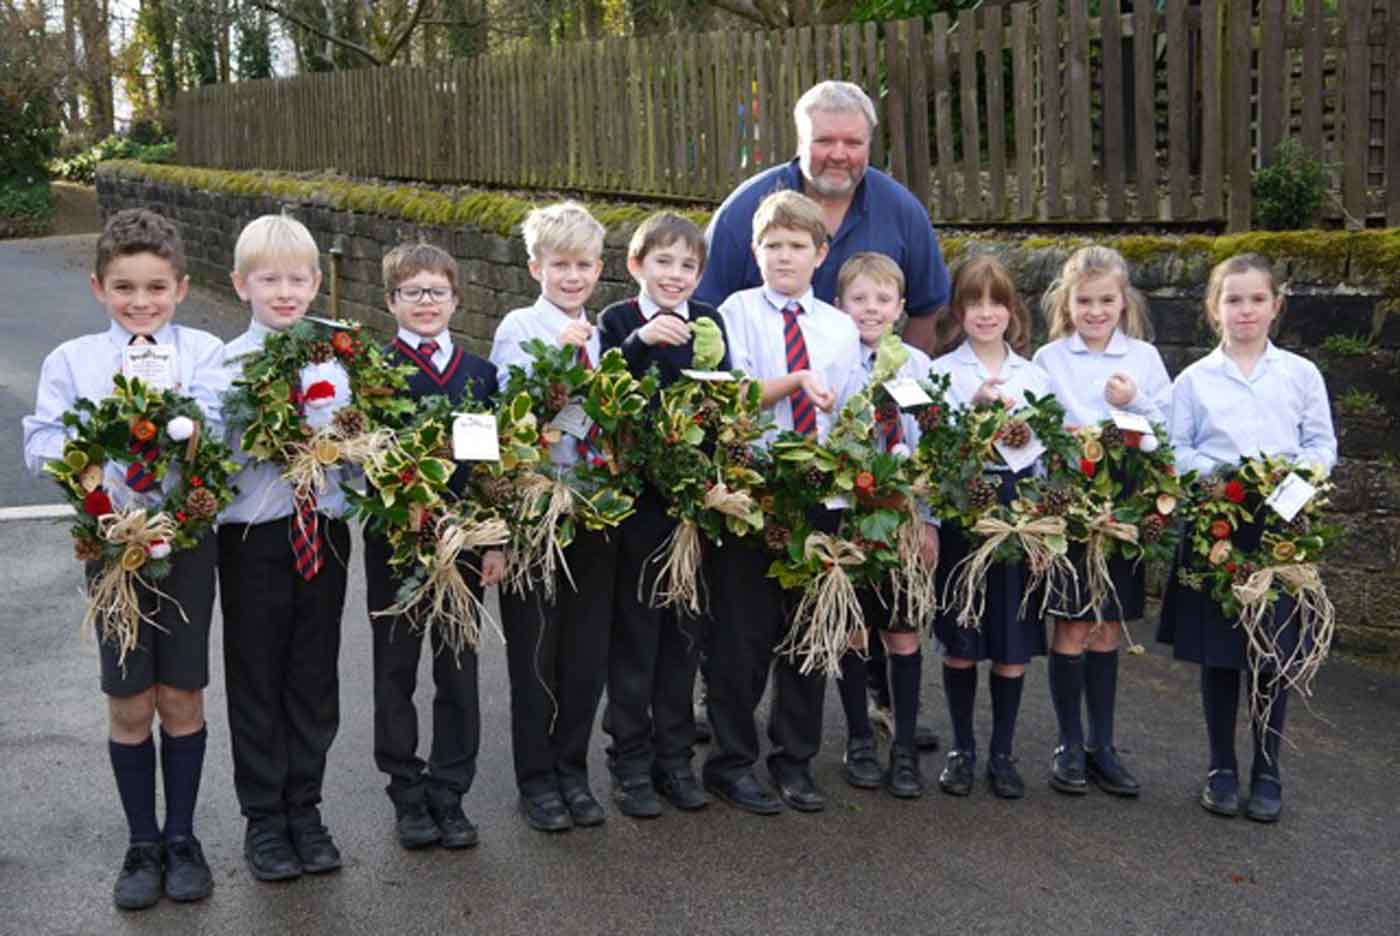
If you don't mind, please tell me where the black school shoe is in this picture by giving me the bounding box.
[886,745,925,799]
[288,810,342,874]
[395,800,442,850]
[1245,774,1283,823]
[612,775,663,819]
[560,784,607,827]
[704,772,784,815]
[986,753,1025,799]
[1200,769,1240,817]
[427,792,479,849]
[244,821,301,882]
[653,767,708,811]
[519,791,572,832]
[938,750,976,797]
[113,842,164,910]
[163,836,214,902]
[843,736,884,790]
[1086,747,1141,797]
[1049,744,1089,795]
[773,769,826,813]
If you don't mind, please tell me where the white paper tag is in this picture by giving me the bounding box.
[122,345,179,392]
[823,494,851,510]
[549,402,594,440]
[681,369,736,382]
[453,413,500,462]
[1265,472,1317,523]
[1109,409,1154,434]
[304,315,356,330]
[995,435,1046,474]
[883,377,933,408]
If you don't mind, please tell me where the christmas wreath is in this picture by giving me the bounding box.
[349,395,508,658]
[497,339,655,598]
[44,375,239,665]
[222,317,413,518]
[1181,455,1337,719]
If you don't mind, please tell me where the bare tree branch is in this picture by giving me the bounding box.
[384,0,433,63]
[248,0,384,66]
[707,0,781,28]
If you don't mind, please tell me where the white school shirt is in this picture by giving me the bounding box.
[719,285,865,446]
[1032,330,1172,427]
[638,290,690,321]
[930,340,1052,473]
[1169,342,1337,476]
[23,321,226,512]
[397,326,453,371]
[489,296,602,470]
[218,318,353,524]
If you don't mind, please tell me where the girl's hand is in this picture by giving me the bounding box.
[638,315,691,347]
[972,376,1008,406]
[559,320,594,349]
[798,371,837,412]
[480,549,506,588]
[1105,373,1137,408]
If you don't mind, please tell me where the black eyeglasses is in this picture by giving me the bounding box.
[393,286,454,303]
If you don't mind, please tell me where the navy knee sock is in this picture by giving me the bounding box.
[889,651,921,750]
[110,736,160,845]
[988,673,1024,757]
[160,724,207,841]
[1250,678,1289,779]
[1084,649,1119,750]
[1047,652,1085,749]
[943,664,977,753]
[839,651,873,740]
[1201,666,1240,773]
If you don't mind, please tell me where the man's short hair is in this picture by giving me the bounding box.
[382,242,459,295]
[234,214,319,275]
[794,81,878,141]
[522,201,605,263]
[95,208,186,281]
[751,189,827,249]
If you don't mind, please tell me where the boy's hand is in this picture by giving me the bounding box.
[798,371,836,412]
[1105,373,1137,408]
[559,320,594,349]
[920,522,940,568]
[638,315,691,347]
[972,376,1012,407]
[480,549,506,588]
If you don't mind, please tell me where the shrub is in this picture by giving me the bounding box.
[0,179,54,220]
[1252,138,1329,231]
[0,6,62,184]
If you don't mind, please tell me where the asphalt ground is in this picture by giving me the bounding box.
[3,233,1399,935]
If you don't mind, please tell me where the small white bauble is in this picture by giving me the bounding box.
[166,416,195,442]
[1138,434,1159,454]
[147,539,172,560]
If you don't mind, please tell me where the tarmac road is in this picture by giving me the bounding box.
[2,233,1399,935]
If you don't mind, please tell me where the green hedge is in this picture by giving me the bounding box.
[52,136,177,185]
[0,179,53,220]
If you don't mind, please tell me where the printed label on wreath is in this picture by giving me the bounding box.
[303,315,356,330]
[995,435,1045,473]
[883,377,933,408]
[122,346,179,391]
[823,494,852,510]
[1265,472,1317,523]
[1109,409,1154,434]
[453,413,500,461]
[549,403,594,440]
[681,369,736,382]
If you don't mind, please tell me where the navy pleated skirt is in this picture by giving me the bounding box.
[1047,547,1146,623]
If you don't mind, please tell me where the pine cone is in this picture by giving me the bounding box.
[479,474,516,505]
[307,341,335,364]
[764,523,791,552]
[1284,515,1311,537]
[697,399,722,431]
[332,407,367,438]
[1100,423,1124,448]
[967,477,999,512]
[1040,485,1073,517]
[1141,513,1167,543]
[74,536,103,563]
[802,464,826,490]
[416,522,438,550]
[547,382,571,413]
[916,406,942,432]
[724,441,753,468]
[998,419,1032,449]
[184,486,220,520]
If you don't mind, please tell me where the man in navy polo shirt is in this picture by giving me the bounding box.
[695,80,951,355]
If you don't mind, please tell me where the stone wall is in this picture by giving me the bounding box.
[96,168,1400,662]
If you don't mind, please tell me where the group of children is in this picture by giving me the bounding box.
[22,184,1335,911]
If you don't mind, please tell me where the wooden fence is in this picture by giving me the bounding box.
[177,0,1400,228]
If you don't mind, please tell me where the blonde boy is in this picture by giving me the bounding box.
[487,202,616,832]
[705,190,864,815]
[218,215,349,882]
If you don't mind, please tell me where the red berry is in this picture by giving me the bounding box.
[1225,480,1246,503]
[1080,458,1096,478]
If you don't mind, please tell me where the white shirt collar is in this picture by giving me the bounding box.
[106,320,176,347]
[247,316,276,340]
[533,294,587,325]
[396,326,453,353]
[638,291,690,321]
[762,286,816,315]
[1068,330,1129,355]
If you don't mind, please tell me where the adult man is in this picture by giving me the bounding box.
[695,80,951,354]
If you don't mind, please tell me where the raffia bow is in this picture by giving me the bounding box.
[86,509,185,669]
[1231,562,1335,751]
[777,533,867,678]
[946,514,1076,630]
[505,471,576,600]
[1078,511,1147,653]
[284,426,393,507]
[375,514,509,661]
[890,499,939,634]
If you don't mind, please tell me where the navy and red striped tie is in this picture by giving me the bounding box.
[292,494,324,580]
[781,302,817,437]
[418,339,440,375]
[882,412,904,452]
[574,344,604,466]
